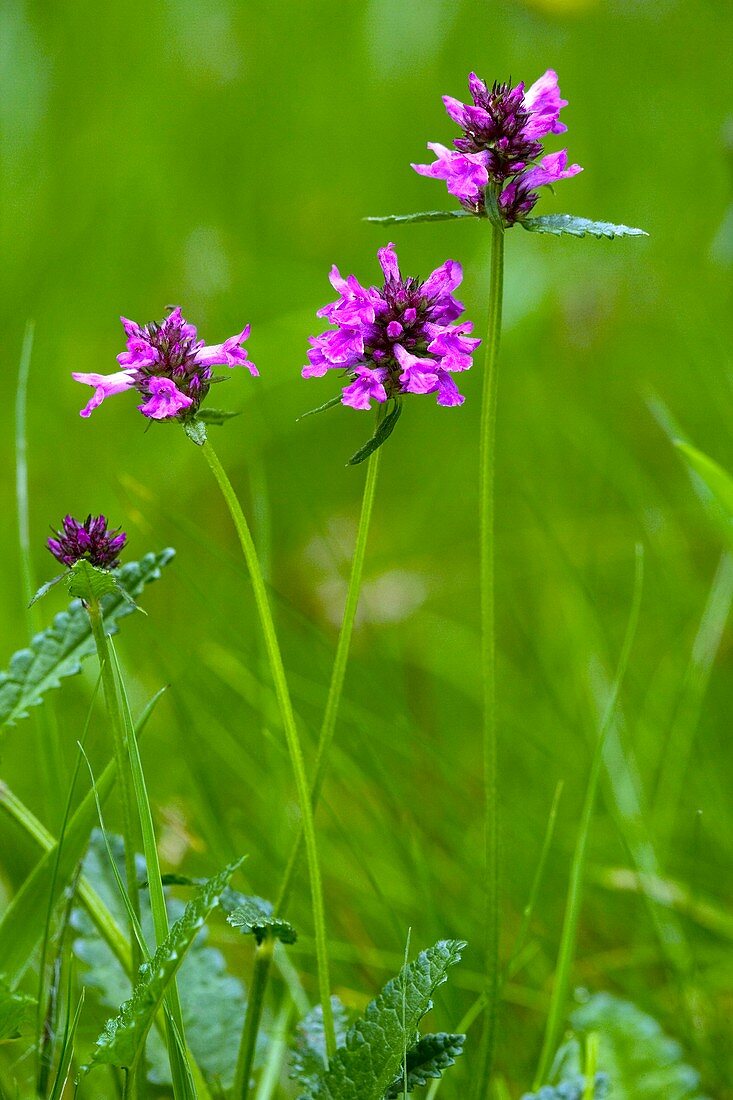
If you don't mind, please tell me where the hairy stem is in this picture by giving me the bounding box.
[200,439,336,1058]
[233,936,276,1099]
[475,218,505,1098]
[86,596,142,973]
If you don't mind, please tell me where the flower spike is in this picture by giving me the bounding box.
[303,243,480,413]
[73,308,257,423]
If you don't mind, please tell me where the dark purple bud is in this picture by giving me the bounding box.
[47,514,127,570]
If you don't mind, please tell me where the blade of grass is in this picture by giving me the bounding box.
[48,983,85,1100]
[37,678,100,1088]
[532,544,644,1089]
[15,319,66,823]
[108,640,195,1100]
[0,688,165,984]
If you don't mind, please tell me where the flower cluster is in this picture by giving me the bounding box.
[48,514,127,569]
[73,307,257,421]
[412,70,581,224]
[303,243,480,409]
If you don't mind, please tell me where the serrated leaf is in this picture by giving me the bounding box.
[675,442,733,516]
[224,893,297,945]
[301,939,466,1100]
[198,409,242,425]
[74,833,247,1089]
[65,559,118,601]
[385,1033,466,1097]
[0,980,35,1042]
[0,549,175,731]
[364,210,477,225]
[88,859,242,1072]
[183,418,208,446]
[298,394,344,421]
[569,992,708,1100]
[28,573,66,607]
[348,402,402,466]
[520,215,648,239]
[290,998,350,1092]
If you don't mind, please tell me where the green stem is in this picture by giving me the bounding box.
[200,438,336,1058]
[108,642,194,1099]
[532,546,643,1089]
[233,936,276,1098]
[276,444,381,913]
[86,597,142,973]
[474,218,505,1097]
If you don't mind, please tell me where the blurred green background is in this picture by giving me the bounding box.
[1,0,732,1094]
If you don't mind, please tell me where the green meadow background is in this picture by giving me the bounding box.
[1,0,732,1094]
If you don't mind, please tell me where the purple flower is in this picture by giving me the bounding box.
[304,244,480,410]
[412,69,582,224]
[73,308,257,421]
[48,514,127,570]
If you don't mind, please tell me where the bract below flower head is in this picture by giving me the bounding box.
[48,514,126,569]
[72,307,257,421]
[412,69,582,226]
[303,244,480,410]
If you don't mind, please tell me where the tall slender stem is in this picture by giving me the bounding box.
[475,219,505,1097]
[86,597,142,973]
[200,439,336,1059]
[276,445,381,913]
[233,935,275,1098]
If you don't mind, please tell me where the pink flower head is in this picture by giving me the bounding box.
[73,308,256,422]
[413,68,581,225]
[303,244,479,410]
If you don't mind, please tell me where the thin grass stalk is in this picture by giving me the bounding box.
[15,320,66,823]
[474,217,506,1097]
[276,442,381,912]
[108,641,195,1099]
[532,545,644,1089]
[200,439,336,1058]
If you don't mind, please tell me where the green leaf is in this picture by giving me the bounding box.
[28,573,66,607]
[65,558,118,601]
[384,1033,466,1097]
[183,418,208,446]
[0,980,35,1042]
[0,549,175,731]
[88,859,242,1072]
[364,210,477,225]
[225,893,297,946]
[290,998,350,1092]
[568,992,708,1100]
[675,442,733,516]
[198,409,242,425]
[348,402,402,467]
[74,833,247,1090]
[298,394,344,421]
[300,939,466,1100]
[520,215,648,239]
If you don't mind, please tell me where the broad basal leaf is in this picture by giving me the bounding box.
[0,549,175,730]
[88,859,241,1072]
[74,833,247,1090]
[301,939,466,1100]
[0,980,35,1041]
[570,992,708,1100]
[290,999,350,1093]
[521,215,648,239]
[385,1032,466,1097]
[364,210,476,226]
[224,893,297,945]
